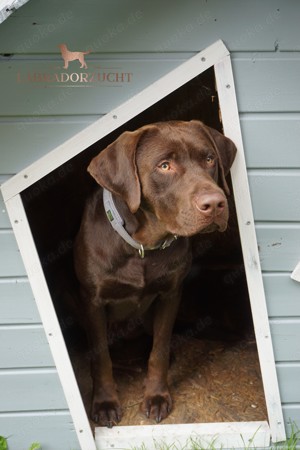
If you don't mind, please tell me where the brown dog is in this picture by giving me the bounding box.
[74,120,236,427]
[59,43,90,69]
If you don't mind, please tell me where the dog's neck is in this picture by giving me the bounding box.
[103,188,177,257]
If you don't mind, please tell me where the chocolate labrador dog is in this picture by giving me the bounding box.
[74,120,236,427]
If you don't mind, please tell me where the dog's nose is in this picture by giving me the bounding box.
[196,192,226,217]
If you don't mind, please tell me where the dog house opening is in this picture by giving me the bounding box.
[20,64,270,439]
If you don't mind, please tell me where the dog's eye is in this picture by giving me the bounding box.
[159,162,171,171]
[206,155,215,166]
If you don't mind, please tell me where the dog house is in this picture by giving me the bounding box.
[1,40,286,449]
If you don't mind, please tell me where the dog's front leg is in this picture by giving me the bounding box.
[141,289,181,423]
[83,294,122,427]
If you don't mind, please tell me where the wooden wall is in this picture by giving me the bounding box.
[0,0,299,448]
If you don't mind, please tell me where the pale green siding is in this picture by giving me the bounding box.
[1,0,300,448]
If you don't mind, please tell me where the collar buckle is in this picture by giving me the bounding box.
[160,235,178,250]
[138,245,145,259]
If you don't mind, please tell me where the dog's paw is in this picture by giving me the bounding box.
[91,399,122,428]
[141,391,172,423]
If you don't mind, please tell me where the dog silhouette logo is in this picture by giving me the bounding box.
[59,44,91,69]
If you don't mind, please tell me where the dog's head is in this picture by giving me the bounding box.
[88,120,237,236]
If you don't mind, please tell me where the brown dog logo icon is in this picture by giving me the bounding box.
[59,44,91,69]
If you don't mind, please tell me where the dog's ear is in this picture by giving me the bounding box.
[208,126,237,196]
[190,120,237,195]
[207,126,237,178]
[88,129,145,213]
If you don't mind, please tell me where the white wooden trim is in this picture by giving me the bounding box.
[95,421,270,450]
[214,55,286,443]
[1,39,286,448]
[0,0,31,25]
[4,194,97,450]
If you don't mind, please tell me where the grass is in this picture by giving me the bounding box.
[130,424,300,450]
[0,423,299,450]
[0,438,41,450]
[273,423,300,450]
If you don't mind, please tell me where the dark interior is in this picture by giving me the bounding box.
[20,66,266,426]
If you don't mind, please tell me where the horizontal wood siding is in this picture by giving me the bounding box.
[232,54,300,113]
[0,0,297,53]
[282,405,300,435]
[0,413,78,450]
[0,58,183,116]
[0,121,95,174]
[263,273,300,318]
[0,55,300,174]
[0,369,68,411]
[277,364,300,403]
[256,225,300,272]
[0,231,27,276]
[0,325,54,368]
[1,54,300,116]
[240,114,300,169]
[0,279,40,324]
[0,0,299,446]
[248,171,300,222]
[270,321,300,362]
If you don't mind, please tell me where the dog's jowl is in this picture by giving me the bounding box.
[74,120,237,427]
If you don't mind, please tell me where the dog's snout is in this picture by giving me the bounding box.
[196,192,226,217]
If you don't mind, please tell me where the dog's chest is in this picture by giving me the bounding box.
[101,245,190,322]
